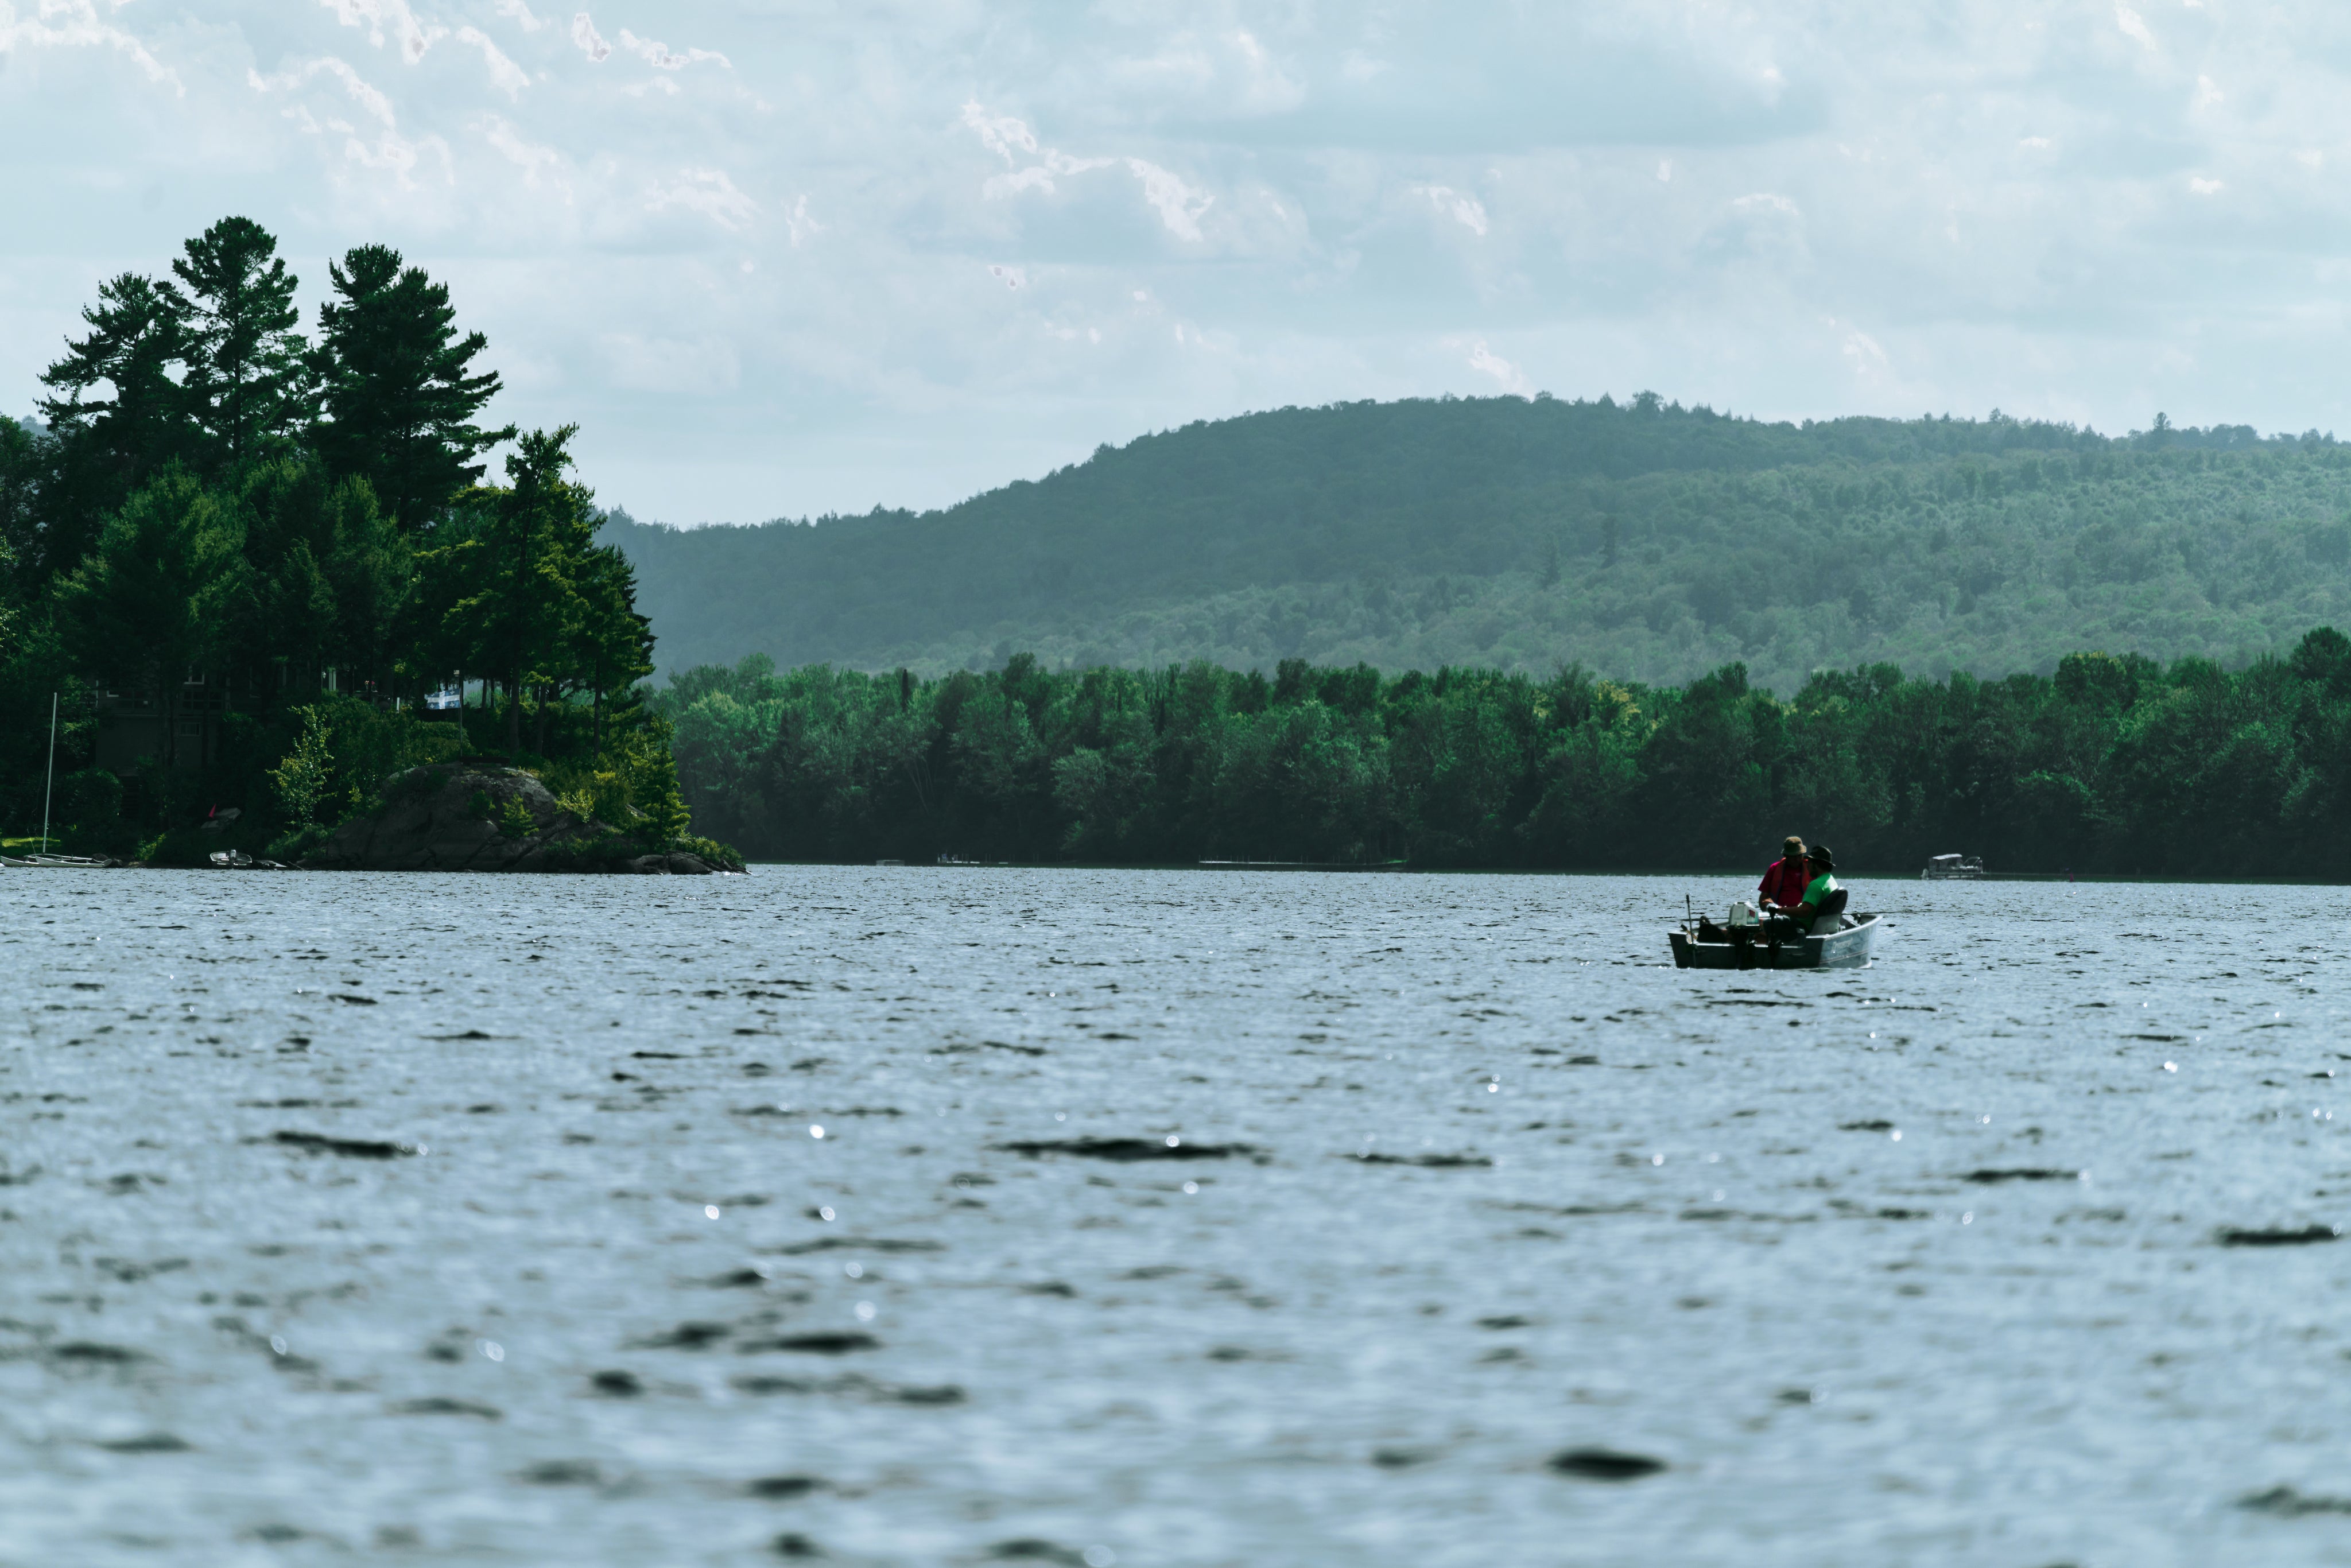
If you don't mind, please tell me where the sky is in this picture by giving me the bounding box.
[5,1,2350,525]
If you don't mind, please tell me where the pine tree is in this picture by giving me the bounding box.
[312,244,511,531]
[237,461,413,694]
[35,273,189,573]
[567,542,655,754]
[169,217,311,474]
[53,471,253,770]
[418,425,596,754]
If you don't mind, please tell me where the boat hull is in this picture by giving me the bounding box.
[1670,914,1880,970]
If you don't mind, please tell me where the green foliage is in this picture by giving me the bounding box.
[415,424,652,755]
[245,698,466,857]
[52,469,251,771]
[269,705,333,826]
[676,834,745,872]
[587,716,686,839]
[169,216,311,474]
[237,460,412,684]
[49,767,126,855]
[304,696,467,818]
[498,795,537,839]
[0,215,732,870]
[655,628,2351,879]
[611,398,2351,695]
[544,762,633,825]
[36,273,188,567]
[310,243,511,532]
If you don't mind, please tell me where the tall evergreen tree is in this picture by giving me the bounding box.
[35,273,188,575]
[53,470,253,770]
[418,425,597,752]
[169,216,310,474]
[566,542,655,752]
[0,416,40,603]
[311,244,511,531]
[237,461,413,694]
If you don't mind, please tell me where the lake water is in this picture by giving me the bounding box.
[3,867,2347,1567]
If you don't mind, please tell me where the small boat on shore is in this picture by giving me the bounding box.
[1670,912,1882,969]
[1,853,120,869]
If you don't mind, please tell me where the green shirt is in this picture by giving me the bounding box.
[1802,871,1838,907]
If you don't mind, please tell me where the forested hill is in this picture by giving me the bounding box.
[611,396,2351,694]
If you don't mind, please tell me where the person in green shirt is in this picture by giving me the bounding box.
[1764,843,1840,942]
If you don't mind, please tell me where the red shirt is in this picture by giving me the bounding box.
[1759,856,1810,907]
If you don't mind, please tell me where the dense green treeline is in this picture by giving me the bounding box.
[613,396,2351,692]
[656,628,2351,878]
[0,218,707,864]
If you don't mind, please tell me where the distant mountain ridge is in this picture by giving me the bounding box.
[609,395,2351,693]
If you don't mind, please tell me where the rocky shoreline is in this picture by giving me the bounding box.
[299,766,724,875]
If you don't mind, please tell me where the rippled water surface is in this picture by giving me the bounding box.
[5,867,2350,1566]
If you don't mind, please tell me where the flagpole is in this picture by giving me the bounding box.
[41,692,58,855]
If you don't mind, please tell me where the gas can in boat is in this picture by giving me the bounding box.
[1727,901,1759,927]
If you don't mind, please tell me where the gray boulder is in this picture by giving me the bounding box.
[301,766,711,874]
[624,852,717,875]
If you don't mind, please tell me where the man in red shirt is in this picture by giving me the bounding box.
[1758,836,1809,912]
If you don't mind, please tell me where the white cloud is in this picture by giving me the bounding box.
[1838,323,1892,387]
[646,167,755,230]
[1412,184,1488,236]
[964,102,1210,242]
[0,0,180,92]
[249,57,397,128]
[29,0,2351,527]
[250,54,462,188]
[786,195,822,247]
[2114,5,2155,50]
[571,11,611,62]
[961,102,1039,164]
[317,0,445,64]
[981,154,1115,200]
[1465,340,1530,394]
[479,114,566,193]
[455,26,529,98]
[616,28,729,70]
[1122,159,1212,242]
[343,127,451,185]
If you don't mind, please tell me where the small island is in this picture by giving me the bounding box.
[0,217,739,873]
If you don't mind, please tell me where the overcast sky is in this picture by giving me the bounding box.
[4,2,2348,522]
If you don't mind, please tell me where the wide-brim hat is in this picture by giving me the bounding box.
[1808,844,1836,870]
